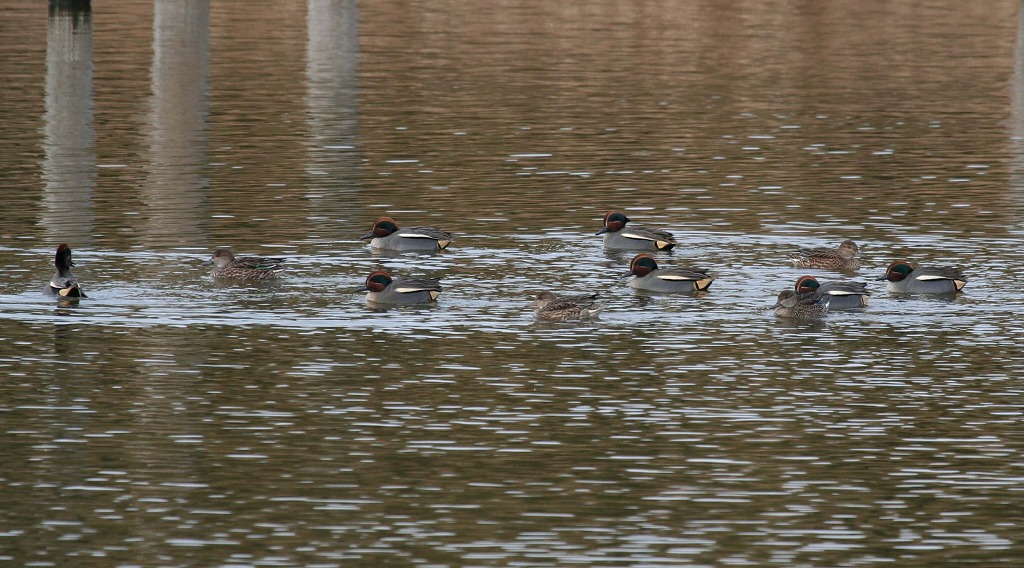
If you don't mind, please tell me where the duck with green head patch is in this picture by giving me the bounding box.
[48,243,85,299]
[359,270,442,305]
[360,216,453,252]
[597,211,676,251]
[625,253,714,293]
[794,275,869,310]
[878,260,966,294]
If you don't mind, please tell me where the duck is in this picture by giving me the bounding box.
[359,270,441,304]
[878,260,966,294]
[625,253,714,293]
[207,248,286,280]
[773,289,828,319]
[596,211,676,251]
[789,240,860,272]
[532,291,602,321]
[794,275,869,310]
[360,216,453,252]
[48,243,85,298]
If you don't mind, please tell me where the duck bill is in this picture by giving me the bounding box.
[359,232,375,241]
[595,227,609,236]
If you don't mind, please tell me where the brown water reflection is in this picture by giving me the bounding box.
[3,315,1022,565]
[2,0,1024,565]
[354,0,1020,238]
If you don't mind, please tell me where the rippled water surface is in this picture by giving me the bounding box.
[3,0,1024,565]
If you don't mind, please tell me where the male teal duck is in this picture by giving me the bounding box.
[625,253,714,293]
[360,270,442,304]
[360,216,453,252]
[48,243,85,298]
[794,275,869,310]
[877,260,966,294]
[597,211,676,251]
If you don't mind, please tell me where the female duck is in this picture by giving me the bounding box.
[773,289,828,319]
[360,270,442,304]
[625,253,714,293]
[208,248,286,280]
[878,260,966,294]
[794,275,869,310]
[789,240,860,272]
[49,243,85,298]
[532,291,602,322]
[597,211,676,251]
[360,216,453,252]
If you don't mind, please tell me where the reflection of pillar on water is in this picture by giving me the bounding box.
[305,0,361,230]
[41,0,95,246]
[1013,0,1024,214]
[142,1,211,247]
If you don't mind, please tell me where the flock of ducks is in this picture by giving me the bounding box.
[46,211,969,321]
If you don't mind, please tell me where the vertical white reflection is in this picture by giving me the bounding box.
[143,0,211,246]
[41,2,95,244]
[306,0,360,228]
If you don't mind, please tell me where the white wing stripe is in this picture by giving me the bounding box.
[621,231,657,241]
[396,286,434,293]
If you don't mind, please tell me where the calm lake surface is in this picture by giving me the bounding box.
[2,0,1024,565]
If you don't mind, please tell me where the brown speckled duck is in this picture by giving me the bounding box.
[207,248,286,280]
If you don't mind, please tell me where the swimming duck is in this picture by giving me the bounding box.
[625,253,714,293]
[878,260,966,294]
[532,291,602,321]
[773,289,828,319]
[597,211,676,251]
[794,275,869,309]
[789,240,860,272]
[48,243,85,298]
[360,216,453,252]
[208,248,286,280]
[360,270,442,304]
